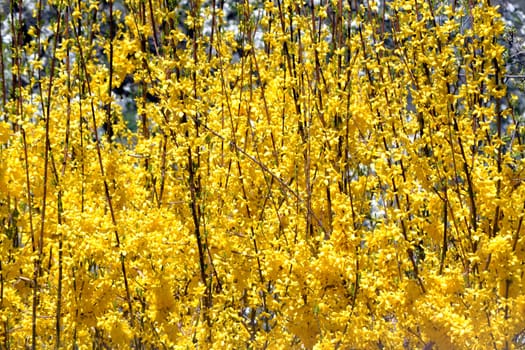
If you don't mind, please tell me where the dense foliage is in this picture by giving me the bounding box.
[1,0,524,348]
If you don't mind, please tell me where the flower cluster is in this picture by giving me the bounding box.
[0,0,523,348]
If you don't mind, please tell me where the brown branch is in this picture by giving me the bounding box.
[71,9,134,329]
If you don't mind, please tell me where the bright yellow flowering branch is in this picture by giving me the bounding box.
[0,0,523,348]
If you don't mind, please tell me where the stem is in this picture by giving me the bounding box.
[439,194,448,275]
[71,9,134,328]
[105,0,115,141]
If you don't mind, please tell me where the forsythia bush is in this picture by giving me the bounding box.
[1,0,524,348]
